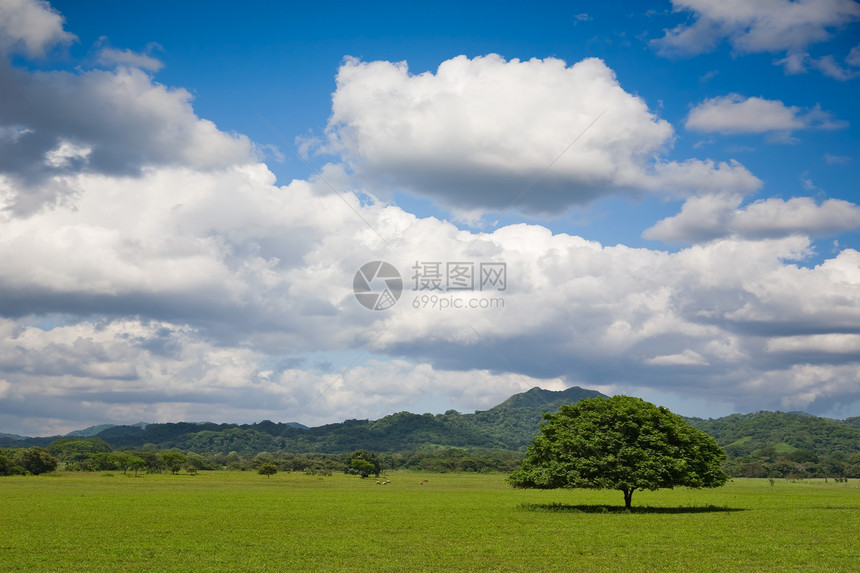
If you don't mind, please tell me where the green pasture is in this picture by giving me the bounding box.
[1,471,858,572]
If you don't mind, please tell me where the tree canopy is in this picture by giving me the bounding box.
[257,462,278,478]
[345,449,381,478]
[509,396,728,508]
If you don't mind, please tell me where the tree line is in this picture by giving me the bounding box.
[0,437,525,477]
[3,391,860,480]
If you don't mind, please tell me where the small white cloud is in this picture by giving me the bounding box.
[800,171,822,193]
[645,194,860,243]
[0,0,76,57]
[810,54,860,80]
[776,51,812,74]
[686,95,845,135]
[767,334,860,354]
[764,131,801,145]
[824,153,853,165]
[44,139,92,168]
[98,47,164,72]
[699,69,719,83]
[646,350,710,366]
[653,0,860,77]
[777,50,860,80]
[847,43,860,66]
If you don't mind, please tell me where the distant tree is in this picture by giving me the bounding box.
[110,452,147,476]
[345,450,380,478]
[0,448,18,476]
[509,396,728,509]
[257,462,278,478]
[128,455,147,477]
[161,451,187,475]
[16,447,59,475]
[349,459,375,478]
[47,438,112,463]
[134,449,165,473]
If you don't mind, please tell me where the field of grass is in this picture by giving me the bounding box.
[2,471,858,572]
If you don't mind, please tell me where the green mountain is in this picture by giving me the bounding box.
[686,411,860,457]
[493,386,605,410]
[3,387,860,472]
[78,386,605,454]
[65,424,122,438]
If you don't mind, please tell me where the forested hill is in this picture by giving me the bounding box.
[3,387,860,463]
[0,386,604,453]
[685,411,860,458]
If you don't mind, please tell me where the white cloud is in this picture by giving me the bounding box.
[686,95,846,135]
[824,153,853,165]
[645,195,860,243]
[0,6,859,434]
[767,334,860,354]
[98,47,164,72]
[1,160,859,431]
[800,171,822,193]
[0,63,255,214]
[848,43,860,66]
[653,0,860,76]
[646,349,710,366]
[743,363,860,413]
[321,54,760,215]
[807,54,860,79]
[0,0,75,57]
[643,193,741,243]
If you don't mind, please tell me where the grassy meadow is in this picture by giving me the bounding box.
[1,471,858,572]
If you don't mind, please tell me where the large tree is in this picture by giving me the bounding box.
[509,395,728,508]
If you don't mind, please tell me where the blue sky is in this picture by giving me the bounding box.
[1,0,859,435]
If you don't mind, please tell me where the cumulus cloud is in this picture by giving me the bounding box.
[686,95,846,135]
[1,156,859,432]
[321,54,760,215]
[1,2,859,434]
[0,38,254,214]
[644,195,860,243]
[0,317,567,435]
[653,0,860,76]
[0,0,75,57]
[742,363,860,413]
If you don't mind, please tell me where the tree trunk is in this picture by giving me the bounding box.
[622,488,633,509]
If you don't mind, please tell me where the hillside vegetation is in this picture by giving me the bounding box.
[3,386,860,478]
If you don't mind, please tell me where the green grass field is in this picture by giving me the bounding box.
[2,471,858,572]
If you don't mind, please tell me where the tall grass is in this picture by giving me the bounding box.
[1,472,858,572]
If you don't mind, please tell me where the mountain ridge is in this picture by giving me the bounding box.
[3,387,860,463]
